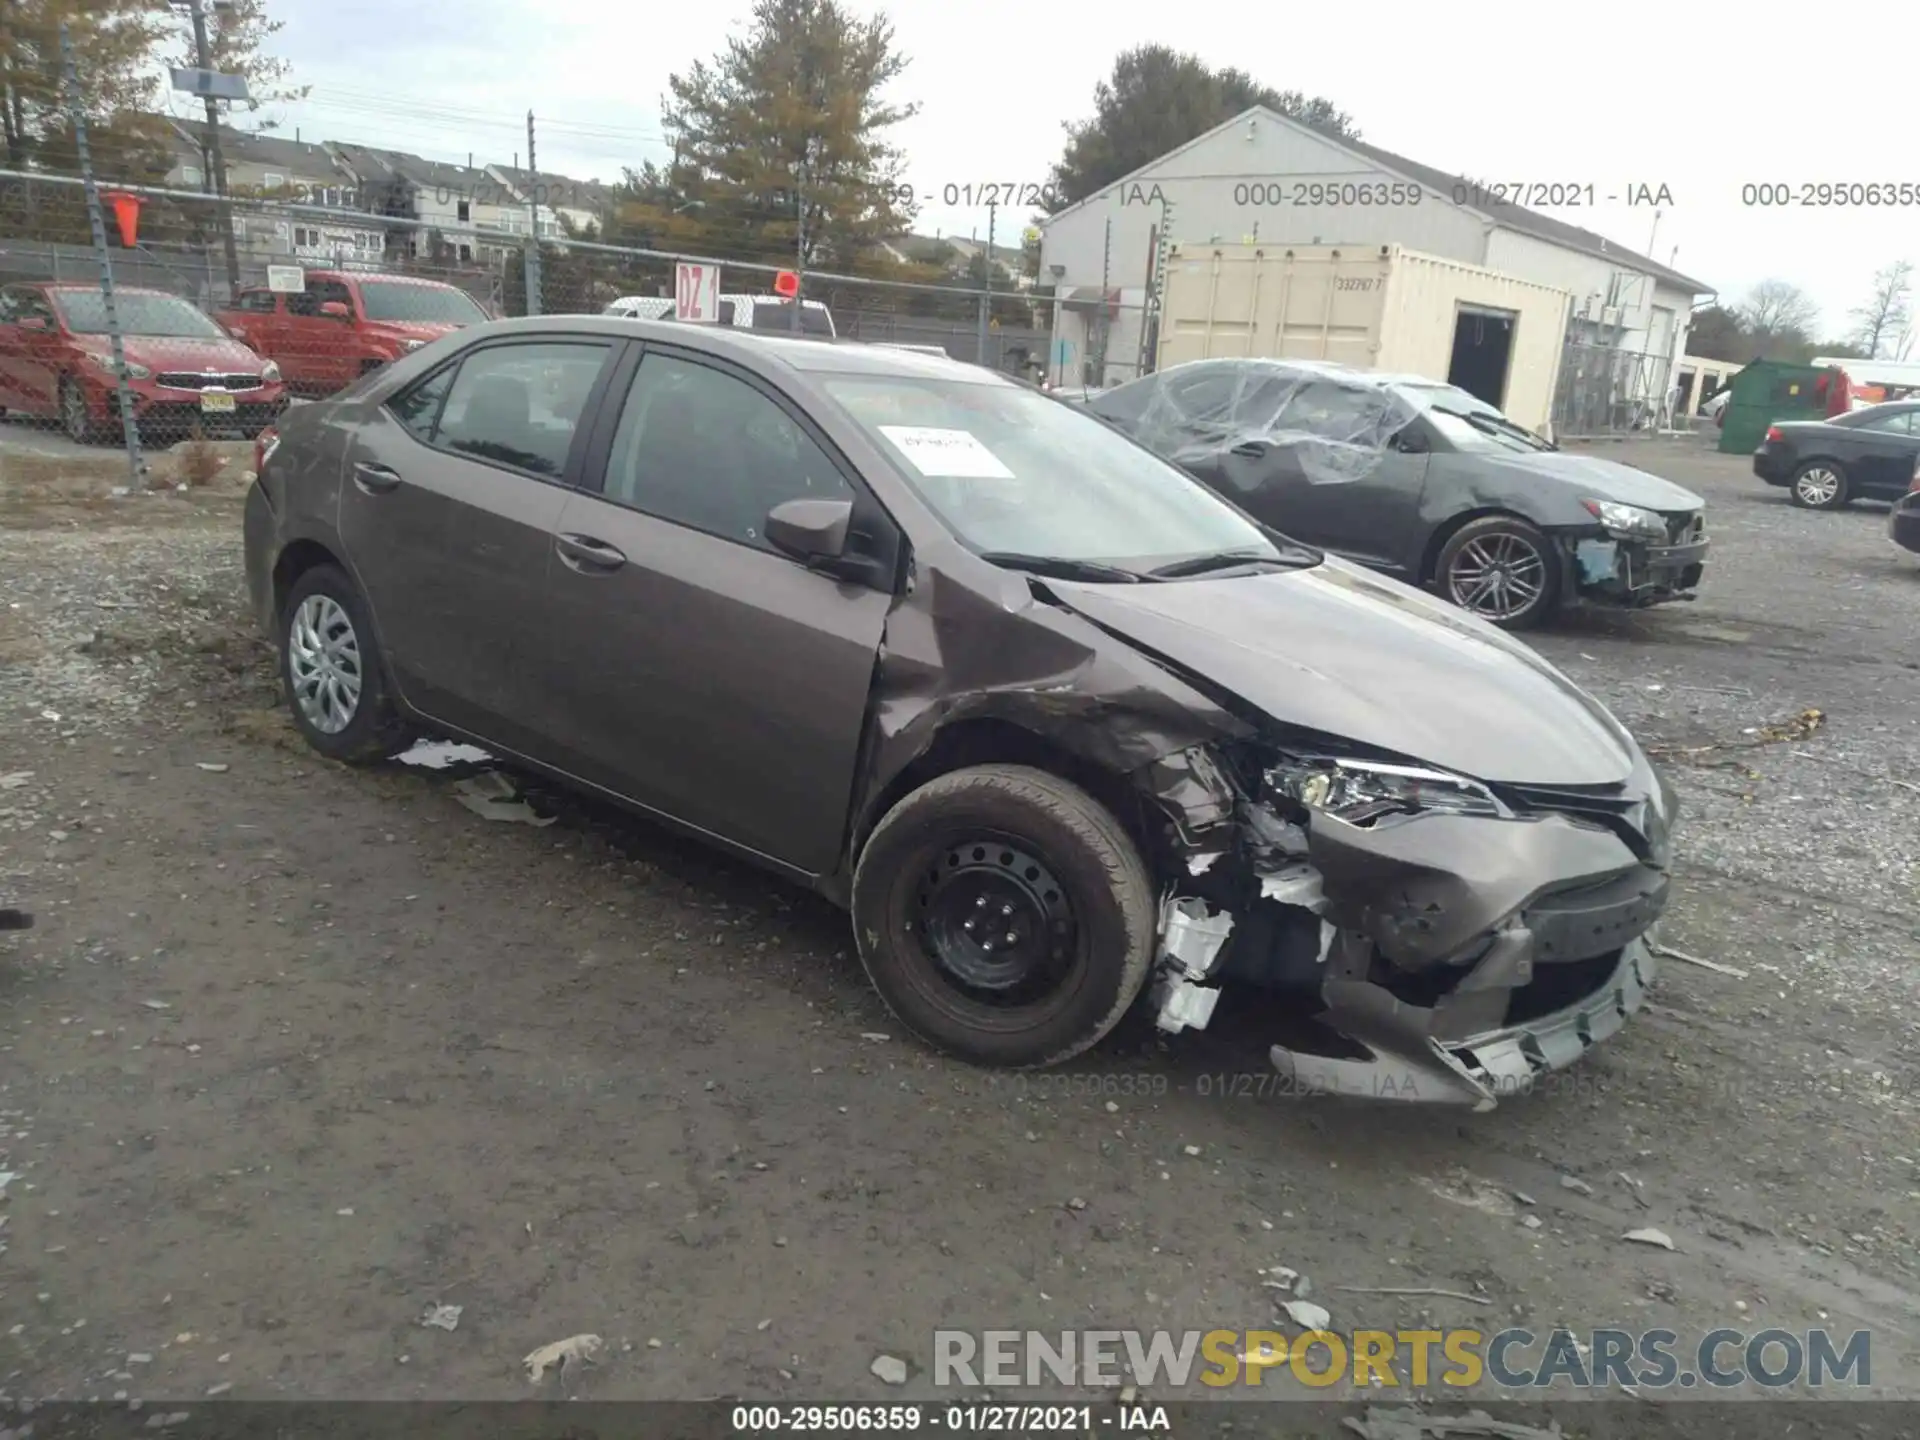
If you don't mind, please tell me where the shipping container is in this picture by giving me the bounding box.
[1154,243,1574,434]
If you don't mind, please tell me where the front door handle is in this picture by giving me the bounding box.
[555,532,626,572]
[1229,440,1270,458]
[352,461,402,494]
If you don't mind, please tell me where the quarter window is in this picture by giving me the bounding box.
[423,342,609,476]
[601,353,853,549]
[1855,410,1916,434]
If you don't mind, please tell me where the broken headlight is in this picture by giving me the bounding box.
[1267,755,1508,825]
[1581,498,1668,542]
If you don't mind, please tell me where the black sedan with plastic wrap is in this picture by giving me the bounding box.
[1082,358,1709,630]
[243,319,1674,1106]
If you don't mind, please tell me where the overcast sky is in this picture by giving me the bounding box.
[177,0,1917,344]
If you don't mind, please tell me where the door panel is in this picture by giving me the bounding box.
[528,349,888,874]
[336,339,615,745]
[538,494,889,871]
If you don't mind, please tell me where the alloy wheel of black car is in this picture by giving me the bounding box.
[1789,460,1850,510]
[1435,515,1562,630]
[279,563,414,765]
[851,764,1156,1069]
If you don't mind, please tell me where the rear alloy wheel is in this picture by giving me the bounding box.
[1436,515,1562,630]
[1789,460,1849,510]
[851,764,1156,1069]
[279,563,412,764]
[59,377,98,445]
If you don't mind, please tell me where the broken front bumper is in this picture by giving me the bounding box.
[1569,533,1708,607]
[1269,937,1658,1110]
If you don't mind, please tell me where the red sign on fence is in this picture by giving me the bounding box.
[675,262,720,323]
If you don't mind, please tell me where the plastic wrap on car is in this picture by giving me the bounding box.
[1114,360,1422,486]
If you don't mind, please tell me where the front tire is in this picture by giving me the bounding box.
[1435,515,1562,630]
[1789,460,1849,509]
[851,764,1156,1069]
[279,563,412,764]
[59,376,99,445]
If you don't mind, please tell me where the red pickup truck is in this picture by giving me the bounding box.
[214,271,488,396]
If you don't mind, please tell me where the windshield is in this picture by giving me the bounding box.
[823,374,1296,570]
[1397,384,1553,453]
[53,291,224,339]
[358,282,487,325]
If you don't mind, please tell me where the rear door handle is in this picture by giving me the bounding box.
[555,532,626,572]
[352,461,402,494]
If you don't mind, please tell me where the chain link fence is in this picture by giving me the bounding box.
[1551,338,1676,439]
[0,171,1127,456]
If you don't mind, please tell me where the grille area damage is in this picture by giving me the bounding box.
[1135,742,1673,1109]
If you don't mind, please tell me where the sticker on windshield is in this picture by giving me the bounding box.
[877,425,1014,479]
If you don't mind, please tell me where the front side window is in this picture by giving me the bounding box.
[428,342,610,477]
[602,354,853,549]
[236,291,278,314]
[52,290,223,338]
[825,372,1285,567]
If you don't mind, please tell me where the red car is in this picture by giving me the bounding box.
[214,271,488,397]
[0,282,288,444]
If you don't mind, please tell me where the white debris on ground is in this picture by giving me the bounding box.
[522,1332,603,1383]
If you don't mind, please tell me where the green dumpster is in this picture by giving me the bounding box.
[1718,360,1851,454]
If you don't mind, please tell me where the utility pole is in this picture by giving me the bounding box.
[185,0,239,294]
[523,110,542,316]
[1090,216,1111,386]
[59,25,144,486]
[976,199,996,368]
[791,139,810,334]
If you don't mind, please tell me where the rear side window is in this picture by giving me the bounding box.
[1856,411,1917,434]
[395,341,610,477]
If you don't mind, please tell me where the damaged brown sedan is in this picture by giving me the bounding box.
[243,318,1675,1105]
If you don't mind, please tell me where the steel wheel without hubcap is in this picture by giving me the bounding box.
[1446,532,1548,622]
[287,594,364,734]
[1792,465,1844,508]
[915,835,1078,1007]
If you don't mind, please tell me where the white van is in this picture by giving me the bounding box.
[602,293,837,337]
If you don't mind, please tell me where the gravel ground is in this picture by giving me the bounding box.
[1,434,1917,1420]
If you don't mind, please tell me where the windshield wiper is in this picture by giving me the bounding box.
[1436,407,1551,450]
[1148,547,1315,578]
[977,552,1155,584]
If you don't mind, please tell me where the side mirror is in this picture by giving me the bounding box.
[320,301,351,320]
[1391,427,1428,454]
[766,497,851,561]
[766,497,889,587]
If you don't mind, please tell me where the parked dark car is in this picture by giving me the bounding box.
[1752,401,1920,510]
[1081,359,1710,630]
[243,318,1677,1105]
[0,282,288,443]
[1889,455,1920,556]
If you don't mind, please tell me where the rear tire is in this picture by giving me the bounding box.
[1788,460,1850,509]
[279,563,413,764]
[1434,515,1562,630]
[850,764,1156,1069]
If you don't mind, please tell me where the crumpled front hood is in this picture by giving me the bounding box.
[1468,451,1705,511]
[1047,560,1640,786]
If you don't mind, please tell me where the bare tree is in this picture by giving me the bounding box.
[1848,261,1914,359]
[1738,279,1820,340]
